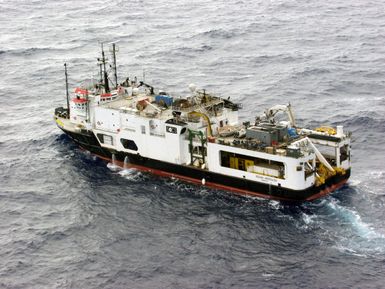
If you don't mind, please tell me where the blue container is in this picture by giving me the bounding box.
[288,127,298,138]
[155,95,173,107]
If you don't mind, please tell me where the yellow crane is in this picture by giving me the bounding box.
[188,111,213,137]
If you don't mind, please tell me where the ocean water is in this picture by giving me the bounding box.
[1,0,385,288]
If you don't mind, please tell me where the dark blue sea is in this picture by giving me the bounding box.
[1,0,385,288]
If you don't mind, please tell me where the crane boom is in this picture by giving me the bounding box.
[188,111,213,137]
[264,104,296,127]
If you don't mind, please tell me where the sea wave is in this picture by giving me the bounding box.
[1,0,385,287]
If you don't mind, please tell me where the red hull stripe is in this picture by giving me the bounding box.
[91,152,287,200]
[305,179,347,201]
[80,149,346,202]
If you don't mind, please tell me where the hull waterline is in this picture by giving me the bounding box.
[61,127,350,202]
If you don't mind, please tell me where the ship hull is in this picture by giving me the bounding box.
[61,127,350,202]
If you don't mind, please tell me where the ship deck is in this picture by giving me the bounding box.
[95,93,306,157]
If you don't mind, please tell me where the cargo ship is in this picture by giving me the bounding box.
[54,44,351,201]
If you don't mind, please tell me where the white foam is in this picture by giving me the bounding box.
[326,200,385,255]
[268,200,282,210]
[118,168,137,177]
[302,212,315,225]
[333,244,368,257]
[348,179,362,187]
[106,162,119,172]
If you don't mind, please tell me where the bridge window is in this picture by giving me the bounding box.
[340,144,349,162]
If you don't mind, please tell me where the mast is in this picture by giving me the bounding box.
[64,63,70,117]
[85,89,89,123]
[101,43,110,93]
[99,61,103,88]
[112,43,118,88]
[97,43,110,93]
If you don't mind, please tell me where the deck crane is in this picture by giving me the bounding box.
[261,104,296,127]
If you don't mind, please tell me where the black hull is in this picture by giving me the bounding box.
[62,127,350,201]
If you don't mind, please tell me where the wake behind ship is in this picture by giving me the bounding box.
[54,44,351,201]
